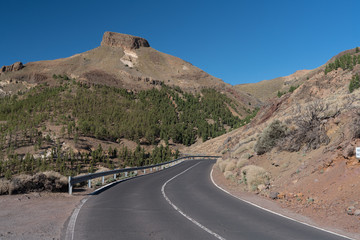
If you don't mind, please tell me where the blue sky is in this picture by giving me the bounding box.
[1,0,359,85]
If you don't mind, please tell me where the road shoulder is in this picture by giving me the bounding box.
[211,166,358,240]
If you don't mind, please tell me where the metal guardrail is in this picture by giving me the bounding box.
[68,155,221,194]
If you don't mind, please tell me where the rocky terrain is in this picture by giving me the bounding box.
[1,32,360,238]
[189,47,360,236]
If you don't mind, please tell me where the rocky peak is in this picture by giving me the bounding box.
[1,62,24,73]
[101,32,150,50]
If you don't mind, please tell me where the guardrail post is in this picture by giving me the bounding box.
[68,176,72,195]
[88,179,91,188]
[144,169,146,174]
[102,176,105,184]
[114,174,116,180]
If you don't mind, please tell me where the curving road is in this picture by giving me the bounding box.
[71,159,350,240]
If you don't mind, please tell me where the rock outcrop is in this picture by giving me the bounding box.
[1,62,24,73]
[101,32,150,50]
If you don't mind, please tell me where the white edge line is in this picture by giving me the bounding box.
[210,168,354,240]
[161,162,226,240]
[65,197,88,240]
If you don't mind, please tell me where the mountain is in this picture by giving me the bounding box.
[189,46,360,234]
[0,32,259,111]
[0,32,260,185]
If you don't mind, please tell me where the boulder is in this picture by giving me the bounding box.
[342,145,354,159]
[101,31,150,50]
[354,209,360,216]
[269,191,279,199]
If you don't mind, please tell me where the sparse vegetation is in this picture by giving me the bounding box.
[277,90,286,98]
[0,171,67,195]
[288,85,299,93]
[224,170,236,180]
[281,101,331,152]
[224,160,236,171]
[241,165,269,191]
[324,53,360,75]
[0,80,259,180]
[349,73,360,93]
[277,85,299,98]
[254,120,287,155]
[236,158,249,169]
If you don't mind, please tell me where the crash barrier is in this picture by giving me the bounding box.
[68,155,221,194]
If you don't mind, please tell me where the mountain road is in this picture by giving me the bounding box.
[71,159,351,240]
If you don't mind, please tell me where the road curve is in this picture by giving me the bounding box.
[72,159,350,240]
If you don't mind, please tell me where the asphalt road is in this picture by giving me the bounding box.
[72,159,350,240]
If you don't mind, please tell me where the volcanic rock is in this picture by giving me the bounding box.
[1,62,24,73]
[101,31,150,50]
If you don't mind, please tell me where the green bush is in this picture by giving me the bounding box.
[254,120,287,155]
[324,53,360,75]
[349,74,360,93]
[277,91,286,98]
[288,85,299,93]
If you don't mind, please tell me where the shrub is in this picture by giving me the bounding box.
[236,159,249,169]
[254,120,287,155]
[217,160,227,172]
[240,153,252,160]
[289,85,299,93]
[224,171,236,180]
[349,74,360,93]
[224,160,236,172]
[277,91,286,98]
[0,179,10,195]
[324,53,360,74]
[0,171,67,195]
[281,101,330,152]
[241,165,270,191]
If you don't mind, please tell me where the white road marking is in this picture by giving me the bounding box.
[161,162,226,240]
[65,161,185,239]
[65,197,88,240]
[210,168,354,240]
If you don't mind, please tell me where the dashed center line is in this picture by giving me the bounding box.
[161,161,226,240]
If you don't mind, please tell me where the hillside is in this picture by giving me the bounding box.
[235,69,313,102]
[190,47,360,235]
[0,32,260,112]
[0,32,261,189]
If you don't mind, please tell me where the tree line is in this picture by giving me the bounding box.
[0,79,257,178]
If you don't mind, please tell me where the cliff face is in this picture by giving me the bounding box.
[101,31,150,50]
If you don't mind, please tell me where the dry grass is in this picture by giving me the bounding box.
[217,160,227,173]
[0,179,10,195]
[236,159,249,169]
[224,160,237,171]
[241,165,270,191]
[235,77,285,101]
[0,171,68,195]
[224,171,237,181]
